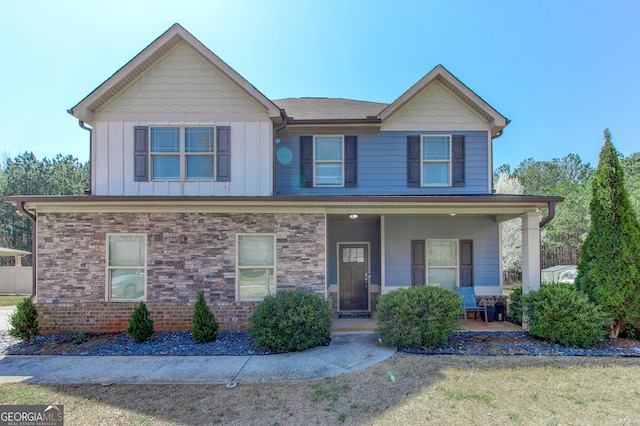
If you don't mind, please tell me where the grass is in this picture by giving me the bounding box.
[1,355,639,425]
[0,295,29,307]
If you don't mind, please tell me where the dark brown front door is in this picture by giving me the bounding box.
[339,243,369,311]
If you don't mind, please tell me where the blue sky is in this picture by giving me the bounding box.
[1,0,638,170]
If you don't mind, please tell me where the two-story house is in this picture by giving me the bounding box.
[5,24,562,333]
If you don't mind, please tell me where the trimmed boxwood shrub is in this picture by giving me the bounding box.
[127,301,154,342]
[248,290,332,352]
[8,297,39,343]
[525,283,611,347]
[508,286,524,326]
[374,286,462,349]
[192,290,219,343]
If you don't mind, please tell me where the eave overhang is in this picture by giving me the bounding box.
[3,195,563,217]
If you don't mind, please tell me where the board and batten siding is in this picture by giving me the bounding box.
[383,215,500,287]
[92,120,272,196]
[275,131,490,195]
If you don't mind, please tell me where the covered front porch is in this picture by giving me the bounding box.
[325,196,560,318]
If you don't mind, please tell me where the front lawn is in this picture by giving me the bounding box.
[0,295,28,307]
[1,355,639,425]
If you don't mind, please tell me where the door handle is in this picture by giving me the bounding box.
[364,273,370,285]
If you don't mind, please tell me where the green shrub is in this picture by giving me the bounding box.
[525,283,611,347]
[374,286,462,349]
[127,301,154,342]
[508,286,524,326]
[192,291,219,343]
[8,297,39,342]
[248,290,332,352]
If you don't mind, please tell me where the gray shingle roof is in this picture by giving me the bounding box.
[273,98,388,120]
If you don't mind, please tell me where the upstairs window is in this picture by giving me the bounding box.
[300,135,357,188]
[314,136,344,186]
[151,127,215,181]
[422,135,451,186]
[134,125,229,182]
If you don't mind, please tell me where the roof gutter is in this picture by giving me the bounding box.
[540,201,556,228]
[273,109,288,195]
[75,117,93,195]
[17,201,37,300]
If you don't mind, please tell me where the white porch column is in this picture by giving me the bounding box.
[521,211,541,295]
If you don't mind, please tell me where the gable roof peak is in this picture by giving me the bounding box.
[379,64,509,136]
[68,23,281,123]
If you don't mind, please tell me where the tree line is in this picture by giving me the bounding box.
[496,150,640,279]
[0,152,89,266]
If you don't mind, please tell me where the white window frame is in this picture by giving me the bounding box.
[150,126,216,181]
[421,134,452,187]
[236,233,277,301]
[106,233,147,302]
[425,239,459,289]
[313,135,344,187]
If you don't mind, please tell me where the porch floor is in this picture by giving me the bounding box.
[331,316,523,333]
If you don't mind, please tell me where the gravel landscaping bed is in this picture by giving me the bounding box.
[2,330,639,357]
[1,331,275,356]
[404,331,640,357]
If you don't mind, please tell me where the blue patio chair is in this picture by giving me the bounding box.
[457,287,488,324]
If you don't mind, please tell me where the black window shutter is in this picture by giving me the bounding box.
[407,135,421,187]
[300,136,313,188]
[216,126,231,182]
[459,239,473,287]
[411,240,425,286]
[134,126,149,182]
[344,136,357,188]
[452,135,465,187]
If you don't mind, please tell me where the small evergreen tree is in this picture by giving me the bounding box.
[576,129,640,337]
[191,291,219,343]
[8,297,39,342]
[127,301,154,342]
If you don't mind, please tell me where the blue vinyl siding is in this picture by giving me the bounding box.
[275,131,490,195]
[384,215,500,287]
[327,220,381,286]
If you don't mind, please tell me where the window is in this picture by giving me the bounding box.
[106,234,146,301]
[151,127,215,180]
[237,234,276,301]
[426,239,458,291]
[422,135,451,186]
[314,136,344,186]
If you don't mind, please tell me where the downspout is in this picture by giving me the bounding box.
[272,109,288,195]
[18,201,37,300]
[78,120,92,195]
[539,201,556,228]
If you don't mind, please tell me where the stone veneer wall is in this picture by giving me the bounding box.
[36,212,325,333]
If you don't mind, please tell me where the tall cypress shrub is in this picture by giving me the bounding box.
[576,129,640,337]
[192,290,219,343]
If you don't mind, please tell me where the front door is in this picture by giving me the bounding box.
[338,243,369,312]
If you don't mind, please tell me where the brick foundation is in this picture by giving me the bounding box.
[35,212,326,333]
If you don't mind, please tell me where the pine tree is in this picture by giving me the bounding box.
[127,302,154,342]
[576,129,640,337]
[8,297,39,342]
[191,291,219,343]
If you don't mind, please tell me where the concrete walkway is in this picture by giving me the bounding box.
[0,333,396,385]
